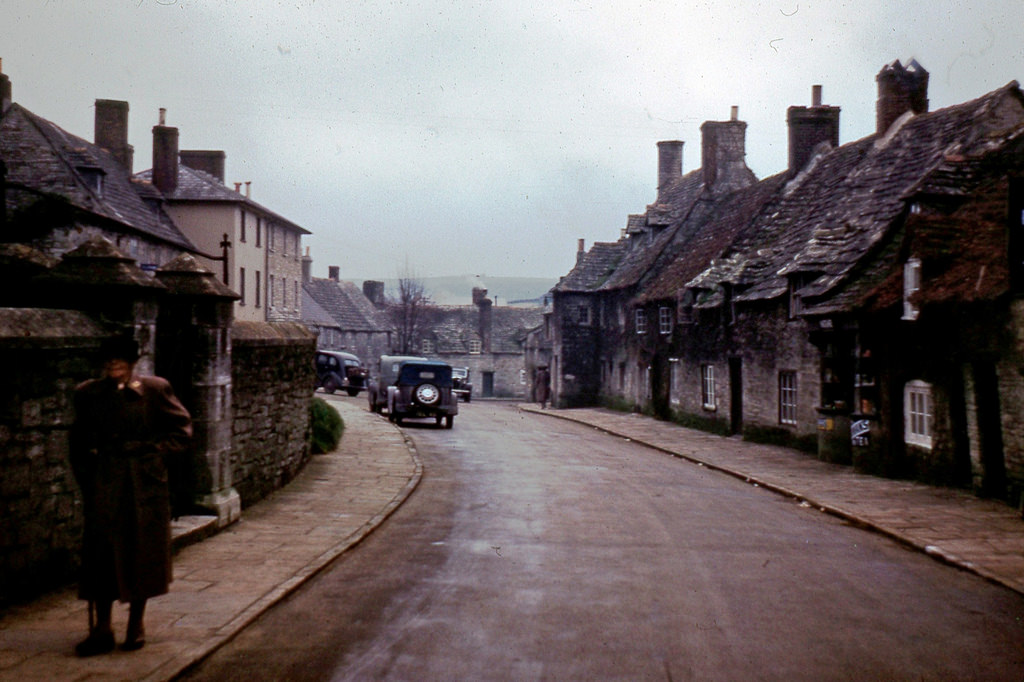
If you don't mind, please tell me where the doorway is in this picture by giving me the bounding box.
[729,357,743,435]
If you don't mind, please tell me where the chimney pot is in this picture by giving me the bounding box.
[158,108,166,125]
[812,85,823,107]
[245,181,251,198]
[730,105,739,121]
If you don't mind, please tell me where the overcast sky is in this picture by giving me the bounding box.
[4,1,1023,282]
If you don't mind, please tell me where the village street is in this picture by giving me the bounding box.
[180,400,1024,681]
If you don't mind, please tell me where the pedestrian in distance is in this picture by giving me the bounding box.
[536,365,551,409]
[70,335,193,657]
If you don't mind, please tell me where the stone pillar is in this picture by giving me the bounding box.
[35,236,166,374]
[156,253,242,527]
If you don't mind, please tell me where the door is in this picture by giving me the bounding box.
[482,371,495,398]
[729,357,743,435]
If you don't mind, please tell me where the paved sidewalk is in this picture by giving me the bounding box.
[0,398,420,682]
[520,404,1024,596]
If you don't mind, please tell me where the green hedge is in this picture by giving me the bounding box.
[310,397,344,454]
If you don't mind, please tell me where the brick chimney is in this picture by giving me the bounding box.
[787,85,840,174]
[151,108,179,195]
[474,288,493,353]
[94,99,134,173]
[1,58,13,113]
[701,107,748,190]
[876,59,929,135]
[180,150,226,183]
[657,140,684,202]
[577,238,586,265]
[328,265,340,282]
[363,280,385,306]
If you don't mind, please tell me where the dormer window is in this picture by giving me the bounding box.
[903,258,922,320]
[78,166,105,196]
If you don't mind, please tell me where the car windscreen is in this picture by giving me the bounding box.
[398,365,452,387]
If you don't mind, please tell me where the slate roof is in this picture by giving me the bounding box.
[556,241,627,292]
[135,165,310,235]
[301,288,339,327]
[681,81,1024,309]
[427,305,546,354]
[0,103,196,251]
[303,278,392,333]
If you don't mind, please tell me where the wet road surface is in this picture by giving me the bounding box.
[179,401,1024,681]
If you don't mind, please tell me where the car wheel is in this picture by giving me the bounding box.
[464,393,471,403]
[445,415,454,429]
[394,415,403,425]
[346,387,359,397]
[414,383,440,406]
[323,377,338,394]
[435,415,443,426]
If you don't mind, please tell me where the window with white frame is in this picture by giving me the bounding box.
[904,380,933,448]
[635,308,647,334]
[779,371,798,425]
[903,258,921,320]
[659,306,672,334]
[469,339,482,354]
[669,358,680,405]
[577,305,591,325]
[421,339,434,354]
[701,364,716,409]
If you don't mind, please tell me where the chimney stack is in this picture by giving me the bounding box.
[656,140,684,202]
[301,247,312,284]
[701,108,748,190]
[577,238,586,265]
[876,59,929,135]
[94,99,134,173]
[180,150,226,183]
[363,280,385,306]
[474,288,493,353]
[787,85,840,174]
[328,265,340,282]
[0,58,11,113]
[152,108,179,195]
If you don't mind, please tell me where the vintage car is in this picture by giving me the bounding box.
[367,354,428,413]
[452,367,473,402]
[315,350,369,396]
[387,360,458,428]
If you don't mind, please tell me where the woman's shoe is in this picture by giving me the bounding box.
[75,629,115,657]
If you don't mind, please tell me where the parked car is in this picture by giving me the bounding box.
[387,360,458,428]
[367,354,428,413]
[315,350,369,397]
[452,367,473,402]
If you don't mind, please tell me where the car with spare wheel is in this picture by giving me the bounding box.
[387,360,458,428]
[367,354,428,413]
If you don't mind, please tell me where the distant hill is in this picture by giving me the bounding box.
[381,276,556,306]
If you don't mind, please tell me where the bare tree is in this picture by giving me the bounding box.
[388,267,434,355]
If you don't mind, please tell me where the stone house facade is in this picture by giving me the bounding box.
[553,59,1024,506]
[301,261,394,365]
[135,118,310,323]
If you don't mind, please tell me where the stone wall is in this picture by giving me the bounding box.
[229,321,316,506]
[0,309,106,604]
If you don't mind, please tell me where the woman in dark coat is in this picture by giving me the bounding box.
[70,336,192,656]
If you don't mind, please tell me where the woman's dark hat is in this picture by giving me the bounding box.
[99,335,140,362]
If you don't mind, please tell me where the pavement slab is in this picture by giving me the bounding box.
[0,398,419,682]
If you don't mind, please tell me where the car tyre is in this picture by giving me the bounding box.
[323,376,338,394]
[445,415,454,429]
[346,387,359,397]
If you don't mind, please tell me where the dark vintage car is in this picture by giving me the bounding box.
[367,354,428,413]
[452,367,472,402]
[315,350,369,397]
[387,360,458,428]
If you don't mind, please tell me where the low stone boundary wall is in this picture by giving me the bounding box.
[229,322,316,507]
